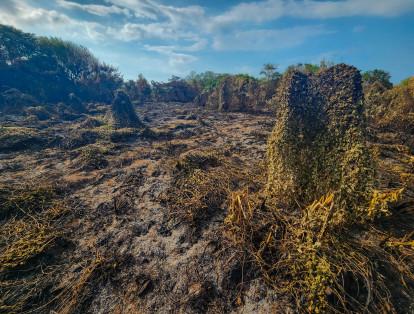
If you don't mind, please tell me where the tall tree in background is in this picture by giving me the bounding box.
[362,69,393,89]
[260,63,281,81]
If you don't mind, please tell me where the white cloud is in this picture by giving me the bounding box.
[144,44,197,69]
[104,0,205,24]
[104,0,159,19]
[101,1,205,44]
[57,0,131,17]
[211,0,414,29]
[0,0,106,41]
[112,22,174,41]
[0,0,411,80]
[213,25,332,51]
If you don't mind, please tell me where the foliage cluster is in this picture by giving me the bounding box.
[186,71,230,93]
[362,69,393,89]
[0,25,122,103]
[151,76,198,103]
[124,73,152,104]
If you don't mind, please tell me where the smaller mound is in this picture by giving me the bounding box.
[110,90,142,129]
[67,93,86,114]
[0,88,37,114]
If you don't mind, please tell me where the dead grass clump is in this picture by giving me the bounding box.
[53,250,106,314]
[0,201,67,271]
[0,222,56,271]
[0,127,45,152]
[79,116,104,129]
[169,168,227,226]
[0,187,114,313]
[78,145,108,170]
[225,189,414,312]
[175,150,221,176]
[165,150,262,231]
[160,141,187,156]
[0,183,56,220]
[24,105,51,121]
[0,180,76,313]
[110,127,138,143]
[61,129,102,149]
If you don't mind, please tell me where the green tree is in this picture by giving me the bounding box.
[362,69,393,89]
[260,63,281,81]
[0,24,122,103]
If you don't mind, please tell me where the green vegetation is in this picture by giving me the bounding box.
[124,73,152,104]
[285,60,335,75]
[260,63,281,81]
[151,76,197,102]
[0,24,122,103]
[362,69,393,89]
[186,71,230,92]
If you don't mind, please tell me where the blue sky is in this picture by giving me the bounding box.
[0,0,413,82]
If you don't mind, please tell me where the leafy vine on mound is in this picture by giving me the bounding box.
[225,64,414,313]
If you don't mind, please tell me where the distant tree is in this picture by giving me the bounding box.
[285,63,319,74]
[399,77,412,87]
[285,61,335,75]
[362,69,393,89]
[260,63,281,81]
[136,74,151,102]
[123,74,152,103]
[168,75,181,82]
[319,59,335,69]
[185,71,229,92]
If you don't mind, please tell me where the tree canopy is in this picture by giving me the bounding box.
[362,69,393,89]
[0,24,122,103]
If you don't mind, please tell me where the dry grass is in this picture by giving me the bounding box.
[225,184,414,313]
[53,250,106,314]
[0,183,56,220]
[0,183,68,313]
[78,144,109,170]
[164,149,264,230]
[0,181,116,313]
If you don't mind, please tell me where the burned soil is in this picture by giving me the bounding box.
[0,69,413,314]
[0,102,283,313]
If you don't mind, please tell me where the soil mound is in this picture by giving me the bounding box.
[110,90,142,129]
[267,64,373,210]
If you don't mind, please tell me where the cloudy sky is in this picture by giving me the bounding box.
[1,0,413,82]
